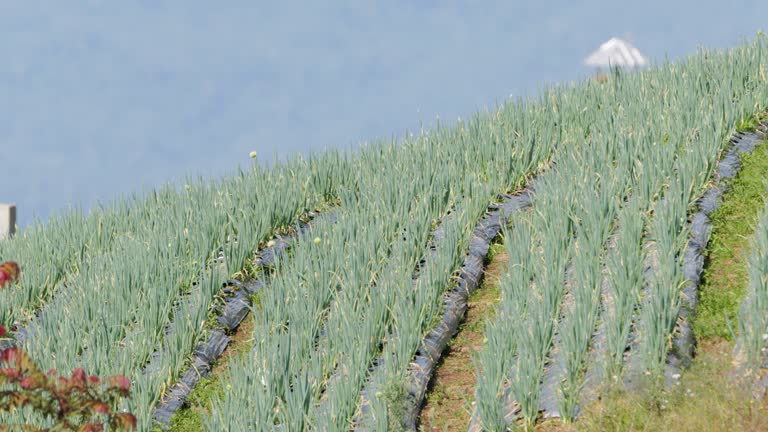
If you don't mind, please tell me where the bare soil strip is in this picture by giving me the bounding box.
[418,245,507,432]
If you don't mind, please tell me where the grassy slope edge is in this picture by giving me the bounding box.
[696,121,768,340]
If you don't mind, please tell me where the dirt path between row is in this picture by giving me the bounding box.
[418,245,507,432]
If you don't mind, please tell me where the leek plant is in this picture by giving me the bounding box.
[603,198,645,380]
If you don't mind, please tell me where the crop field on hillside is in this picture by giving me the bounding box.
[2,38,768,431]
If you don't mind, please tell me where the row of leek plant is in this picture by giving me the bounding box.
[599,73,711,383]
[554,111,692,418]
[305,174,471,429]
[474,38,768,430]
[308,180,469,431]
[474,127,671,429]
[354,176,503,431]
[1,153,351,429]
[473,76,678,431]
[554,110,688,419]
[737,198,768,374]
[202,101,561,431]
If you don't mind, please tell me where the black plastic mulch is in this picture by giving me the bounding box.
[398,190,534,430]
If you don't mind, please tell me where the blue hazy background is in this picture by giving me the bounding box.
[1,1,765,229]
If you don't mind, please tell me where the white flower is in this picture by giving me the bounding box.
[671,373,681,380]
[267,240,276,248]
[249,151,258,159]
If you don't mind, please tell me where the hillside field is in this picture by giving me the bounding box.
[2,37,768,431]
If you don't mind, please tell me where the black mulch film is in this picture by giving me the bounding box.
[400,192,533,430]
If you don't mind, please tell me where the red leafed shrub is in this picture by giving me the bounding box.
[0,263,136,431]
[0,261,20,288]
[0,325,137,431]
[106,376,132,392]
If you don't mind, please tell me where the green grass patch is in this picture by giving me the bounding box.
[736,113,763,132]
[694,132,768,341]
[162,374,225,432]
[544,341,768,432]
